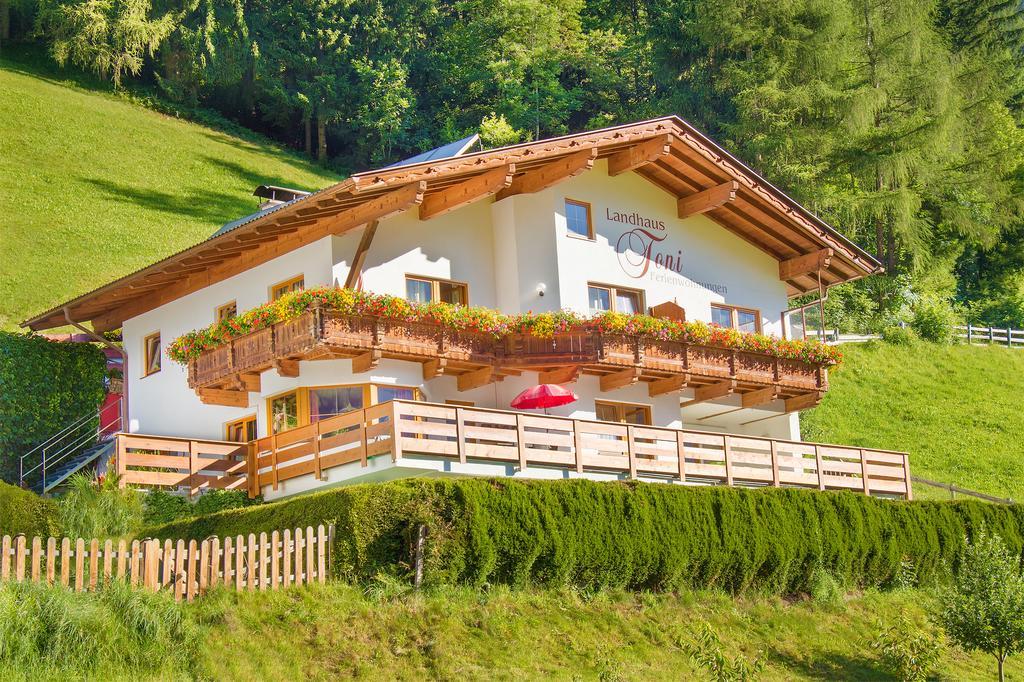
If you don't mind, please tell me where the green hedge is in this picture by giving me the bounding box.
[0,332,107,483]
[144,479,1024,594]
[0,480,60,536]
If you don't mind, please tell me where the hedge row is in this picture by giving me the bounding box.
[0,481,60,536]
[0,332,107,483]
[143,479,1024,594]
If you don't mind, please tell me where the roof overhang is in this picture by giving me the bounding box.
[23,116,881,332]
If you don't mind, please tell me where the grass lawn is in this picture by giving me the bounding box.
[183,584,1014,680]
[0,47,339,330]
[802,341,1024,501]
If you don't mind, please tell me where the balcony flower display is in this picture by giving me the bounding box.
[166,286,843,367]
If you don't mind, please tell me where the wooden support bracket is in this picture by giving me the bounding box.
[648,374,689,397]
[606,135,671,176]
[422,358,447,381]
[198,388,249,408]
[227,373,261,393]
[599,367,642,392]
[496,149,597,201]
[457,366,494,392]
[784,392,822,413]
[419,165,515,220]
[538,365,579,385]
[677,180,738,219]
[779,248,833,282]
[681,380,735,407]
[273,359,299,378]
[351,349,381,374]
[344,220,379,289]
[741,386,779,409]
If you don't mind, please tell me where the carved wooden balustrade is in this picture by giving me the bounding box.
[187,304,828,401]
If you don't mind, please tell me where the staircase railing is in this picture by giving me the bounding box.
[19,398,124,492]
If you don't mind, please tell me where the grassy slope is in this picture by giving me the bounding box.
[0,50,339,330]
[182,585,1012,680]
[802,341,1024,501]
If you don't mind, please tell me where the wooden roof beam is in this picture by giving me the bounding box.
[784,392,821,413]
[538,365,579,384]
[458,366,494,391]
[198,388,249,408]
[741,386,780,408]
[495,149,597,201]
[344,221,379,289]
[678,181,739,219]
[648,374,689,397]
[320,181,426,235]
[779,248,833,282]
[599,367,641,392]
[419,165,515,220]
[607,135,671,176]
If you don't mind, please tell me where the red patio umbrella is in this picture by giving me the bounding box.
[511,384,578,411]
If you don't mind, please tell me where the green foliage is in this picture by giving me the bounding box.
[881,325,918,346]
[939,530,1024,680]
[0,332,106,482]
[911,297,959,343]
[37,0,177,87]
[141,488,258,526]
[146,479,1024,594]
[869,613,944,681]
[479,112,525,149]
[684,621,765,681]
[58,472,143,539]
[0,578,196,677]
[802,342,1024,500]
[0,480,60,535]
[809,567,845,606]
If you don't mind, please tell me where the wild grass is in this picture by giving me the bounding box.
[0,46,339,330]
[0,579,195,681]
[802,341,1024,501]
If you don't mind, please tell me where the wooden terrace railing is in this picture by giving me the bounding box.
[102,401,911,500]
[115,433,247,496]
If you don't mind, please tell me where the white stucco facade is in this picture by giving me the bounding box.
[122,159,801,446]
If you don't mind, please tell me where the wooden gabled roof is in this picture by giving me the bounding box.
[24,116,881,332]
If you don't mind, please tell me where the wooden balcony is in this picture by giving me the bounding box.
[116,401,912,500]
[188,305,828,408]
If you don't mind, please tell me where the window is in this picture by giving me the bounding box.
[216,301,237,322]
[710,304,762,333]
[588,283,644,314]
[595,401,652,426]
[405,275,468,306]
[309,385,366,422]
[270,275,304,301]
[269,391,300,434]
[564,199,593,239]
[225,416,257,443]
[267,384,422,434]
[143,333,161,376]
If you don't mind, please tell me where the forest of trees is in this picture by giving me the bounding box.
[3,0,1024,332]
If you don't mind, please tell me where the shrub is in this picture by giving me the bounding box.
[0,480,60,536]
[142,488,259,526]
[0,332,107,483]
[882,325,917,346]
[58,472,143,539]
[938,530,1024,682]
[144,479,1024,595]
[911,298,958,344]
[0,579,196,677]
[869,614,943,681]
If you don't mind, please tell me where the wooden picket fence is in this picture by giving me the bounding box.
[0,524,332,601]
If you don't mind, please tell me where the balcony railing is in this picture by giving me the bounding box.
[117,401,911,500]
[188,308,827,397]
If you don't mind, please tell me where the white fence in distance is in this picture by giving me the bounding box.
[956,325,1024,348]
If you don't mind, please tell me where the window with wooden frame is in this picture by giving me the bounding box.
[587,282,644,315]
[564,198,594,239]
[710,303,761,333]
[216,301,237,322]
[267,384,423,434]
[405,275,468,306]
[594,400,652,425]
[270,275,304,301]
[225,415,257,443]
[142,332,161,376]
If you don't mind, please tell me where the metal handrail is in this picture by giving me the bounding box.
[19,399,123,490]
